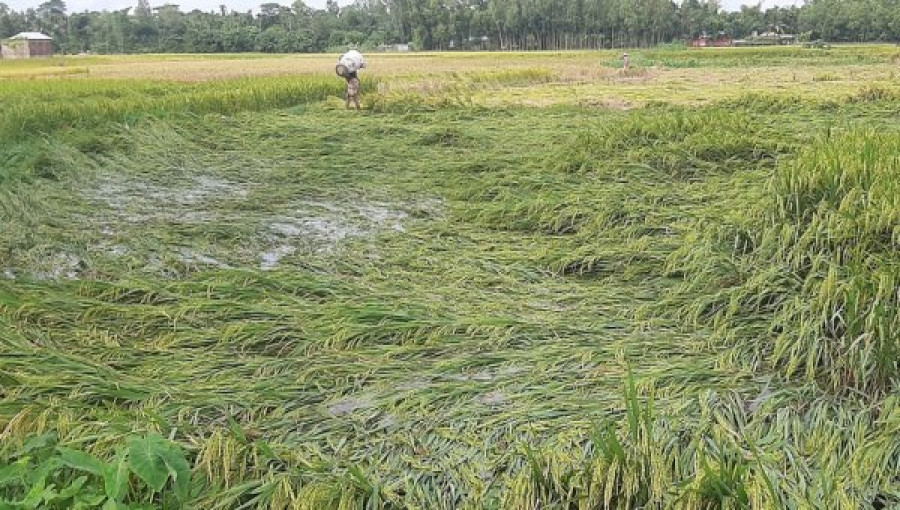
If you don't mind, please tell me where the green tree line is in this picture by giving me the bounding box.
[1,0,899,54]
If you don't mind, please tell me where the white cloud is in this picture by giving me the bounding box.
[4,0,343,13]
[6,0,802,13]
[721,0,801,11]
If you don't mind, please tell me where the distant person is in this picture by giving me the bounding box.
[345,71,361,110]
[336,50,366,110]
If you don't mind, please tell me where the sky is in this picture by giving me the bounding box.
[3,0,800,16]
[3,0,341,13]
[721,0,801,10]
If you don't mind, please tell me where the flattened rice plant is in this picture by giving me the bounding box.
[670,130,900,396]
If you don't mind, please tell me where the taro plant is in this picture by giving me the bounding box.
[0,432,192,509]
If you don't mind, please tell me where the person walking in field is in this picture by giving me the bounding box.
[336,50,366,110]
[345,71,361,110]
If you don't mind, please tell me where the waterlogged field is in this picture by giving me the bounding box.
[1,47,899,508]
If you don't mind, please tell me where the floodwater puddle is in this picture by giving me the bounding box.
[258,198,414,268]
[84,174,248,224]
[476,391,508,406]
[327,396,375,416]
[260,245,296,270]
[80,171,442,272]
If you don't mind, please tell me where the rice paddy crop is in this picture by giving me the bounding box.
[0,76,365,143]
[1,48,899,508]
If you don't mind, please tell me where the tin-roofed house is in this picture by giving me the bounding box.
[1,32,53,59]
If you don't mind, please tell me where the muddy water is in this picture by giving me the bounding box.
[79,173,439,273]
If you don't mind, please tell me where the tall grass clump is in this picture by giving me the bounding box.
[368,68,554,112]
[0,75,358,141]
[846,84,900,103]
[669,130,900,395]
[503,375,899,508]
[614,45,894,69]
[551,108,790,177]
[459,107,793,279]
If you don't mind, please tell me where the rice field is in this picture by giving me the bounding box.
[1,47,899,509]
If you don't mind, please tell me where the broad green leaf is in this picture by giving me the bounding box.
[74,492,107,508]
[127,433,191,499]
[21,476,49,507]
[103,451,129,502]
[51,475,88,501]
[21,457,58,507]
[58,447,106,476]
[127,436,168,493]
[102,498,127,510]
[157,439,191,501]
[25,456,59,486]
[23,433,57,455]
[0,459,26,487]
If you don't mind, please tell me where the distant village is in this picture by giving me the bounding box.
[690,26,798,47]
[2,25,802,60]
[0,32,53,59]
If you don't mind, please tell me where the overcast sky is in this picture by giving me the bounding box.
[3,0,335,12]
[4,0,801,16]
[722,0,801,10]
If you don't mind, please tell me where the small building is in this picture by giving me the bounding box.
[1,32,53,59]
[733,27,797,47]
[690,33,733,47]
[376,43,411,53]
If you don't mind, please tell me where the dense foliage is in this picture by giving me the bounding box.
[1,0,900,54]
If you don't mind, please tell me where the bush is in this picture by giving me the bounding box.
[0,432,192,509]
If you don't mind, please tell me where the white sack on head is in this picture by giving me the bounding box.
[338,50,366,74]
